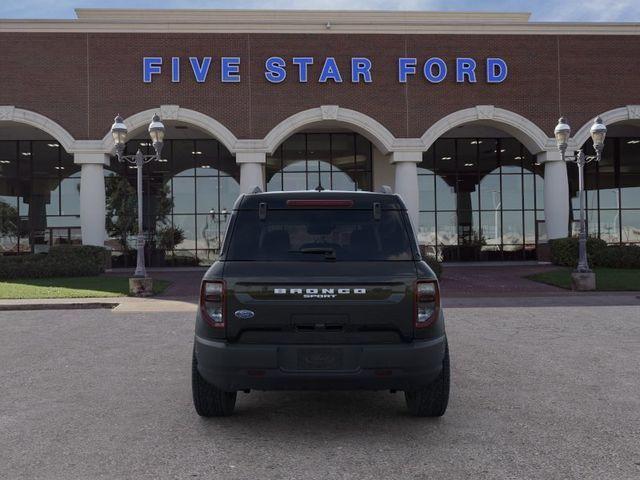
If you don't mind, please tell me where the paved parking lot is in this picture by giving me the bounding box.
[1,303,639,479]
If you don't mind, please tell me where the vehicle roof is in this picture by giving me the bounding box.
[235,190,406,210]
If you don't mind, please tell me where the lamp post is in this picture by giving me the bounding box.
[554,116,607,289]
[110,113,165,290]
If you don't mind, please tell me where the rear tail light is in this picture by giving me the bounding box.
[200,280,225,328]
[415,280,439,328]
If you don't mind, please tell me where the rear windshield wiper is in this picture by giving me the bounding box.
[288,247,337,260]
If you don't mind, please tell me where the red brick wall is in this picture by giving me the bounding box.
[1,32,639,142]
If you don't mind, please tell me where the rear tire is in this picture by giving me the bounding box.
[404,341,450,417]
[192,350,237,417]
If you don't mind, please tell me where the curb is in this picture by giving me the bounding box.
[0,302,120,311]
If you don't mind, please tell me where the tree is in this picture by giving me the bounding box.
[0,201,19,238]
[105,175,173,251]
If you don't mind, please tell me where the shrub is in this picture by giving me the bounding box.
[418,244,443,278]
[423,255,443,278]
[592,245,640,269]
[550,237,640,269]
[156,226,185,251]
[550,237,607,267]
[164,254,200,267]
[0,245,108,280]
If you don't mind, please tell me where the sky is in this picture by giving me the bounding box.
[0,0,639,22]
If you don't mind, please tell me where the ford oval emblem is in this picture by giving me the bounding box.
[234,309,255,319]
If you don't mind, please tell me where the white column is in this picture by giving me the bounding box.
[237,152,266,193]
[75,153,109,247]
[391,151,421,232]
[539,151,569,240]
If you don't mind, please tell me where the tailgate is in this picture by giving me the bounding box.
[223,261,416,344]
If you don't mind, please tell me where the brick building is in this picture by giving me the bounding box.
[1,9,639,264]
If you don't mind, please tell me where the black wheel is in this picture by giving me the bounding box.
[192,350,237,417]
[404,341,450,417]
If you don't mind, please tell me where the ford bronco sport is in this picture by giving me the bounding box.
[192,190,449,417]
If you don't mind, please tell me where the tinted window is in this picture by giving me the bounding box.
[226,210,414,261]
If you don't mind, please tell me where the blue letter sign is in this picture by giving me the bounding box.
[143,55,508,85]
[292,57,314,82]
[351,58,372,83]
[171,57,180,83]
[319,57,343,83]
[221,57,241,82]
[487,58,508,83]
[265,57,287,83]
[398,58,417,83]
[424,57,447,83]
[189,57,212,83]
[456,58,477,83]
[143,57,162,83]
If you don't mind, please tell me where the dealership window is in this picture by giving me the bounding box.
[107,138,239,267]
[418,138,544,261]
[0,140,81,255]
[569,137,640,244]
[266,133,372,192]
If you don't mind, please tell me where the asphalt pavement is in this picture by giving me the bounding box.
[1,304,639,479]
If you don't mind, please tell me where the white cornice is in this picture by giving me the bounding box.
[0,9,639,35]
[75,9,533,23]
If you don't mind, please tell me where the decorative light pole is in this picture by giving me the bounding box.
[554,116,607,289]
[110,114,165,288]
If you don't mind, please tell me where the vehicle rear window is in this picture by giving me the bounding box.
[226,209,414,261]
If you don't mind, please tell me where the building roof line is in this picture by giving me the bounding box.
[73,9,533,23]
[1,9,640,35]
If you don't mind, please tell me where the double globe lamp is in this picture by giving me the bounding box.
[110,114,166,295]
[554,116,607,290]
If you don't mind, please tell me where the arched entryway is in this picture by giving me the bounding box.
[569,111,640,245]
[104,120,239,267]
[0,109,80,254]
[262,106,396,198]
[265,131,374,192]
[418,107,552,261]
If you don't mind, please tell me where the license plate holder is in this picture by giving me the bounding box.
[296,348,343,370]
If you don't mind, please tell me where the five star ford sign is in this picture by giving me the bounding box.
[142,56,508,84]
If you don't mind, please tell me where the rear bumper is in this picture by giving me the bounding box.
[194,335,447,392]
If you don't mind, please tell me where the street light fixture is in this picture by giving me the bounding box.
[110,113,165,283]
[554,116,607,288]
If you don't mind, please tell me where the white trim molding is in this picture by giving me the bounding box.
[3,10,640,35]
[571,105,640,149]
[263,106,396,155]
[100,105,239,154]
[421,105,553,154]
[0,106,76,153]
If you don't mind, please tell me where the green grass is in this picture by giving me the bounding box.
[527,268,640,291]
[0,276,171,299]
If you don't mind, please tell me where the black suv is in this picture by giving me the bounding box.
[192,190,449,416]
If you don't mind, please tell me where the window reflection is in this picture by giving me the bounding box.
[106,139,239,266]
[267,133,372,192]
[435,176,456,210]
[0,140,81,254]
[568,137,640,245]
[621,210,640,243]
[420,137,542,261]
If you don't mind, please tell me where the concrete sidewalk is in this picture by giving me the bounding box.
[0,296,197,313]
